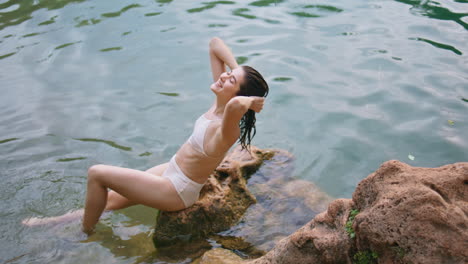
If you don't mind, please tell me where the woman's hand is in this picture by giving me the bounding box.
[248,96,265,113]
[228,96,265,114]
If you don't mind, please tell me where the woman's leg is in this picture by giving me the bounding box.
[104,163,169,211]
[82,164,183,233]
[22,163,171,227]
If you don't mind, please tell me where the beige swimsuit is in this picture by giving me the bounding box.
[162,114,216,208]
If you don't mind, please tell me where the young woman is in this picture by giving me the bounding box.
[24,37,269,234]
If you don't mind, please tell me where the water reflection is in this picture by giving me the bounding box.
[0,0,86,30]
[289,4,344,18]
[306,4,344,13]
[156,0,173,5]
[160,26,176,32]
[0,137,19,144]
[144,12,162,17]
[74,138,132,151]
[187,1,235,13]
[157,92,179,97]
[232,8,256,19]
[236,56,248,64]
[55,41,81,50]
[0,51,13,59]
[38,15,57,26]
[290,11,320,18]
[73,3,160,28]
[101,4,141,18]
[99,47,122,52]
[74,16,101,27]
[231,6,281,24]
[249,0,285,7]
[2,253,28,264]
[82,224,156,263]
[395,0,468,30]
[208,23,228,27]
[56,157,86,162]
[412,37,463,55]
[273,77,292,82]
[74,3,142,28]
[1,0,467,263]
[21,32,43,38]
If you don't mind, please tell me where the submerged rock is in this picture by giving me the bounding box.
[250,160,468,264]
[249,199,353,264]
[223,171,333,252]
[153,145,274,247]
[192,248,244,264]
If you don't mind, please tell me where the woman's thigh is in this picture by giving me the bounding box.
[145,162,169,176]
[91,165,184,211]
[105,162,170,211]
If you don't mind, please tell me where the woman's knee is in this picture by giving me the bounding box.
[88,164,107,182]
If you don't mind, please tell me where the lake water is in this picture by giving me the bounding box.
[1,0,467,263]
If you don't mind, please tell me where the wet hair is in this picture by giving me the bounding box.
[236,65,269,150]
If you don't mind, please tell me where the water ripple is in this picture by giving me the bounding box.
[99,46,122,52]
[249,0,285,7]
[54,41,81,50]
[38,15,57,26]
[56,157,87,162]
[411,37,463,55]
[1,0,467,263]
[0,0,85,30]
[396,0,468,29]
[0,137,19,144]
[74,138,132,151]
[187,1,235,13]
[101,4,142,18]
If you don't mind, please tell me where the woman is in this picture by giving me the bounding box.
[25,37,269,233]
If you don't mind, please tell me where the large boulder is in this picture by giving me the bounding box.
[352,160,468,264]
[153,145,274,247]
[250,160,468,264]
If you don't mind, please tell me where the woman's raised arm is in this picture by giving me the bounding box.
[209,37,239,82]
[218,96,264,144]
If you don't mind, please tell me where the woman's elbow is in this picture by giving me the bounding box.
[227,97,247,114]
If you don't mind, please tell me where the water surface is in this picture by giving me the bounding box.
[1,0,467,263]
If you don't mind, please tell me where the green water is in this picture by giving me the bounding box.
[1,0,467,263]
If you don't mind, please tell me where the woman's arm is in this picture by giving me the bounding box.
[209,37,239,82]
[219,96,265,144]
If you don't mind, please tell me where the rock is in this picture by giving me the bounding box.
[153,145,274,247]
[218,148,334,253]
[154,238,213,262]
[249,199,354,264]
[211,234,266,259]
[152,146,334,262]
[192,248,244,264]
[352,160,468,264]
[250,160,468,264]
[224,177,333,252]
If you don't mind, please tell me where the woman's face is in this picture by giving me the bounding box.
[210,67,245,99]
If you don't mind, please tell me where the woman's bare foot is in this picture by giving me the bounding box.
[22,209,84,227]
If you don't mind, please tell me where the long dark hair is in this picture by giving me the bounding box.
[236,65,269,150]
